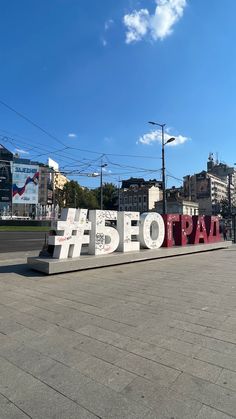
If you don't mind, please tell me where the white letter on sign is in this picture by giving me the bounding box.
[138,212,164,249]
[51,208,91,259]
[88,210,119,255]
[117,212,140,252]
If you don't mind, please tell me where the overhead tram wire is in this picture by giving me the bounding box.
[166,170,183,182]
[0,99,68,147]
[0,100,163,179]
[0,134,163,182]
[0,135,98,169]
[105,158,162,174]
[0,123,162,161]
[1,135,161,179]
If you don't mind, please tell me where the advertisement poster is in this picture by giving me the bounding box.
[12,164,39,204]
[0,160,12,204]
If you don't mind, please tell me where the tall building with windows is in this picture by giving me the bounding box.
[155,186,199,215]
[119,178,162,213]
[0,144,13,213]
[0,144,65,217]
[183,155,236,215]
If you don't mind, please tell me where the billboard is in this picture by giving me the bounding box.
[12,164,39,204]
[0,160,12,204]
[47,158,59,171]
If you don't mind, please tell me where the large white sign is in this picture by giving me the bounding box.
[50,208,165,259]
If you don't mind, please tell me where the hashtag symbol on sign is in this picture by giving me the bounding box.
[49,208,91,259]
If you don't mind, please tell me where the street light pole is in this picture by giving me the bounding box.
[148,121,175,215]
[100,161,108,210]
[161,124,167,215]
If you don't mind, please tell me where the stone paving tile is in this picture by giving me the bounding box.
[77,324,136,349]
[38,362,151,418]
[0,343,58,377]
[195,347,236,372]
[196,405,235,419]
[171,372,236,417]
[121,376,202,419]
[202,328,236,345]
[216,369,236,392]
[159,327,236,355]
[149,333,202,356]
[74,334,126,363]
[0,357,97,419]
[75,355,137,391]
[124,339,167,361]
[115,352,181,386]
[7,311,55,334]
[0,393,30,419]
[157,349,222,382]
[1,247,236,418]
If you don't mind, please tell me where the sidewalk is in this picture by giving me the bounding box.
[0,246,236,418]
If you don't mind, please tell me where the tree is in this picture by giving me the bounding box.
[219,199,236,218]
[58,180,118,211]
[60,180,99,209]
[93,182,118,210]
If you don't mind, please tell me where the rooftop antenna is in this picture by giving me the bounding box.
[216,152,219,164]
[208,152,214,161]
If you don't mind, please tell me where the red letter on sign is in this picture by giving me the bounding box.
[205,216,221,243]
[175,215,193,246]
[189,216,208,244]
[162,214,180,247]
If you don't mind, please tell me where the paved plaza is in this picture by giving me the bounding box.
[0,246,236,418]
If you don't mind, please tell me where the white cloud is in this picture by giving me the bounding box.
[138,128,189,146]
[14,148,29,155]
[123,0,187,43]
[123,9,149,43]
[101,38,107,47]
[68,133,77,138]
[102,19,114,47]
[105,19,114,31]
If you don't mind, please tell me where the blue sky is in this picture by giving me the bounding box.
[0,0,236,189]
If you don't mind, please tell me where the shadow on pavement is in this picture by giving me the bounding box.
[0,263,46,278]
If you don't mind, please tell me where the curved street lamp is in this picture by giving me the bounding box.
[148,121,175,214]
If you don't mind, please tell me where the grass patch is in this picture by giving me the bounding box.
[0,226,51,232]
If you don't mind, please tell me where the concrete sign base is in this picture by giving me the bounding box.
[27,241,231,275]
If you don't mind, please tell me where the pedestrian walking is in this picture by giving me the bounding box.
[223,225,228,241]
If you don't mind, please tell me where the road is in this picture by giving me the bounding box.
[0,231,46,253]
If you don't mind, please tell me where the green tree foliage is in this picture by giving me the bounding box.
[220,199,236,218]
[59,180,118,210]
[93,182,118,210]
[61,180,99,209]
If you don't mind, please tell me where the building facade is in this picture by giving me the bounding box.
[183,155,236,215]
[0,145,13,213]
[0,145,67,218]
[155,186,199,215]
[119,178,162,213]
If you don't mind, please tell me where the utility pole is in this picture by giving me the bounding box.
[228,173,232,217]
[148,121,175,214]
[118,177,121,211]
[100,160,108,210]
